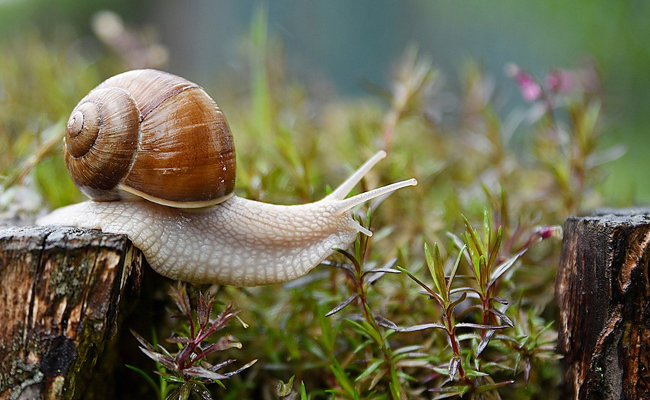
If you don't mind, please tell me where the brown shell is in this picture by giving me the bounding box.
[64,69,236,208]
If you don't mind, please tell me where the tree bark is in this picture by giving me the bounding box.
[0,226,144,400]
[556,209,650,400]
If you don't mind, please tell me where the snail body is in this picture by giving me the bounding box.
[38,69,417,286]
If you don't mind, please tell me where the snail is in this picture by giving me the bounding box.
[37,69,417,286]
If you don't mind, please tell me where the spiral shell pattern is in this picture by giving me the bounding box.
[64,69,236,207]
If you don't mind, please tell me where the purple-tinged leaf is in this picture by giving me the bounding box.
[455,322,509,330]
[175,344,194,367]
[202,335,242,357]
[364,257,398,280]
[477,330,496,356]
[209,359,236,372]
[364,265,400,282]
[169,282,192,320]
[184,366,229,381]
[448,356,461,380]
[450,287,481,297]
[157,344,174,359]
[396,323,446,332]
[224,359,258,377]
[138,347,175,370]
[334,248,361,273]
[524,360,532,384]
[489,308,514,327]
[321,260,355,275]
[325,293,359,317]
[492,296,509,305]
[197,292,214,328]
[446,292,468,314]
[374,314,399,330]
[167,335,192,344]
[489,249,526,288]
[130,329,157,353]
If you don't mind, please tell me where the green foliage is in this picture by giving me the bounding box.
[131,283,256,400]
[0,11,617,400]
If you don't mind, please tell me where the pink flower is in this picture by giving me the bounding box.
[505,63,542,102]
[546,69,572,93]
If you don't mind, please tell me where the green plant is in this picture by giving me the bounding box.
[129,283,256,400]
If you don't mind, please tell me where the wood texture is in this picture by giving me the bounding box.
[0,226,143,400]
[556,210,650,399]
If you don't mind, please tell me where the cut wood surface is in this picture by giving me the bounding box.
[0,226,143,400]
[556,209,650,400]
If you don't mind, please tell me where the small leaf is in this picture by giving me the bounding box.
[334,248,362,275]
[489,249,526,288]
[477,330,496,356]
[464,368,489,377]
[345,319,383,345]
[396,323,446,332]
[329,360,356,397]
[455,322,509,330]
[138,346,175,369]
[169,282,192,320]
[208,359,236,372]
[325,293,359,317]
[463,215,485,259]
[202,335,242,357]
[447,245,466,294]
[130,330,160,357]
[224,359,258,377]
[474,380,515,394]
[425,243,446,301]
[392,344,425,356]
[355,359,384,382]
[448,356,461,380]
[374,314,399,330]
[300,381,308,400]
[322,260,356,275]
[183,366,228,381]
[489,307,514,327]
[197,291,213,328]
[446,292,468,314]
[364,268,401,275]
[277,375,295,397]
[487,226,502,271]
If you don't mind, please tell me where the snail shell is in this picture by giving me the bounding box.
[64,69,236,208]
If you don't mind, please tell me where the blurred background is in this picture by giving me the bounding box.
[1,0,649,203]
[3,2,648,397]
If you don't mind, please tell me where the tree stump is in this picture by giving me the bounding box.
[556,209,650,399]
[0,226,144,400]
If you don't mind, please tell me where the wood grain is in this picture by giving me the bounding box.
[0,226,143,400]
[556,210,650,399]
